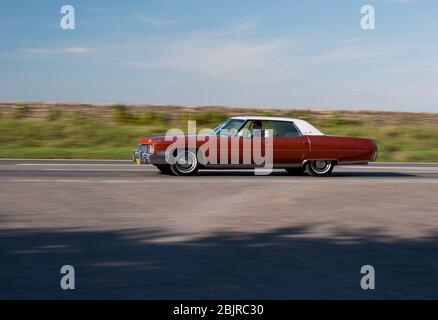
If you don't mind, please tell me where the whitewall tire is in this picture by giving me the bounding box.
[170,150,199,176]
[305,160,334,177]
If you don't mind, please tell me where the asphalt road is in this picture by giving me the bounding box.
[1,159,438,299]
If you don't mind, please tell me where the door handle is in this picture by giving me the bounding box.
[299,141,309,145]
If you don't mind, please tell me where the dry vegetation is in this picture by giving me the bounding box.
[0,102,437,161]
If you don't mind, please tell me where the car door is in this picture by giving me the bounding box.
[270,121,310,164]
[238,120,269,165]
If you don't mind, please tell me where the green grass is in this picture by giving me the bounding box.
[0,114,437,161]
[181,110,227,127]
[0,118,146,159]
[110,105,169,126]
[317,119,438,162]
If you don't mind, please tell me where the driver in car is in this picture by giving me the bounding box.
[250,120,263,137]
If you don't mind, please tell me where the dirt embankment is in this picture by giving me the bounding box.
[1,102,437,126]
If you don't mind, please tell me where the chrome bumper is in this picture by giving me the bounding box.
[132,148,167,165]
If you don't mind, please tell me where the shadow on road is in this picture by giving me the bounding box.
[331,172,417,178]
[1,226,437,299]
[195,170,416,178]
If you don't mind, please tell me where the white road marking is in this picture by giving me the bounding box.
[4,162,438,181]
[3,159,131,162]
[39,168,283,172]
[3,158,436,165]
[12,163,438,171]
[374,162,438,165]
[16,163,141,167]
[40,169,154,171]
[347,166,438,171]
[34,168,438,174]
[9,179,95,183]
[7,178,438,184]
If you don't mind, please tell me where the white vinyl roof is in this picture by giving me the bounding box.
[230,116,324,136]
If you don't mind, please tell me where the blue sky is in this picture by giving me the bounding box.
[1,0,437,111]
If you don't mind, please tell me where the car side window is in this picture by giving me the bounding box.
[238,120,269,137]
[271,121,301,137]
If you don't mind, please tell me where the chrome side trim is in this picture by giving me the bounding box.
[203,163,303,169]
[301,159,338,165]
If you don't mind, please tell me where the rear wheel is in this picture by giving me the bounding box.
[285,167,306,175]
[170,150,199,176]
[305,160,334,177]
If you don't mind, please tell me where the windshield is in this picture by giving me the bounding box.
[211,119,246,136]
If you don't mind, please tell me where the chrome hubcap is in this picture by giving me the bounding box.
[311,160,331,173]
[175,152,197,173]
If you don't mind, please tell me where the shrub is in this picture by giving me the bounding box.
[184,111,227,126]
[139,111,167,125]
[256,111,274,117]
[111,105,132,123]
[328,115,348,126]
[46,109,63,121]
[12,105,30,119]
[285,111,313,121]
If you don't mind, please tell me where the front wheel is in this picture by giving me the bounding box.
[170,150,199,176]
[305,160,334,177]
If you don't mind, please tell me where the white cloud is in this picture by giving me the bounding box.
[130,15,176,28]
[126,36,392,79]
[129,41,282,76]
[121,19,401,80]
[307,46,393,64]
[124,22,299,77]
[371,0,415,3]
[21,47,91,54]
